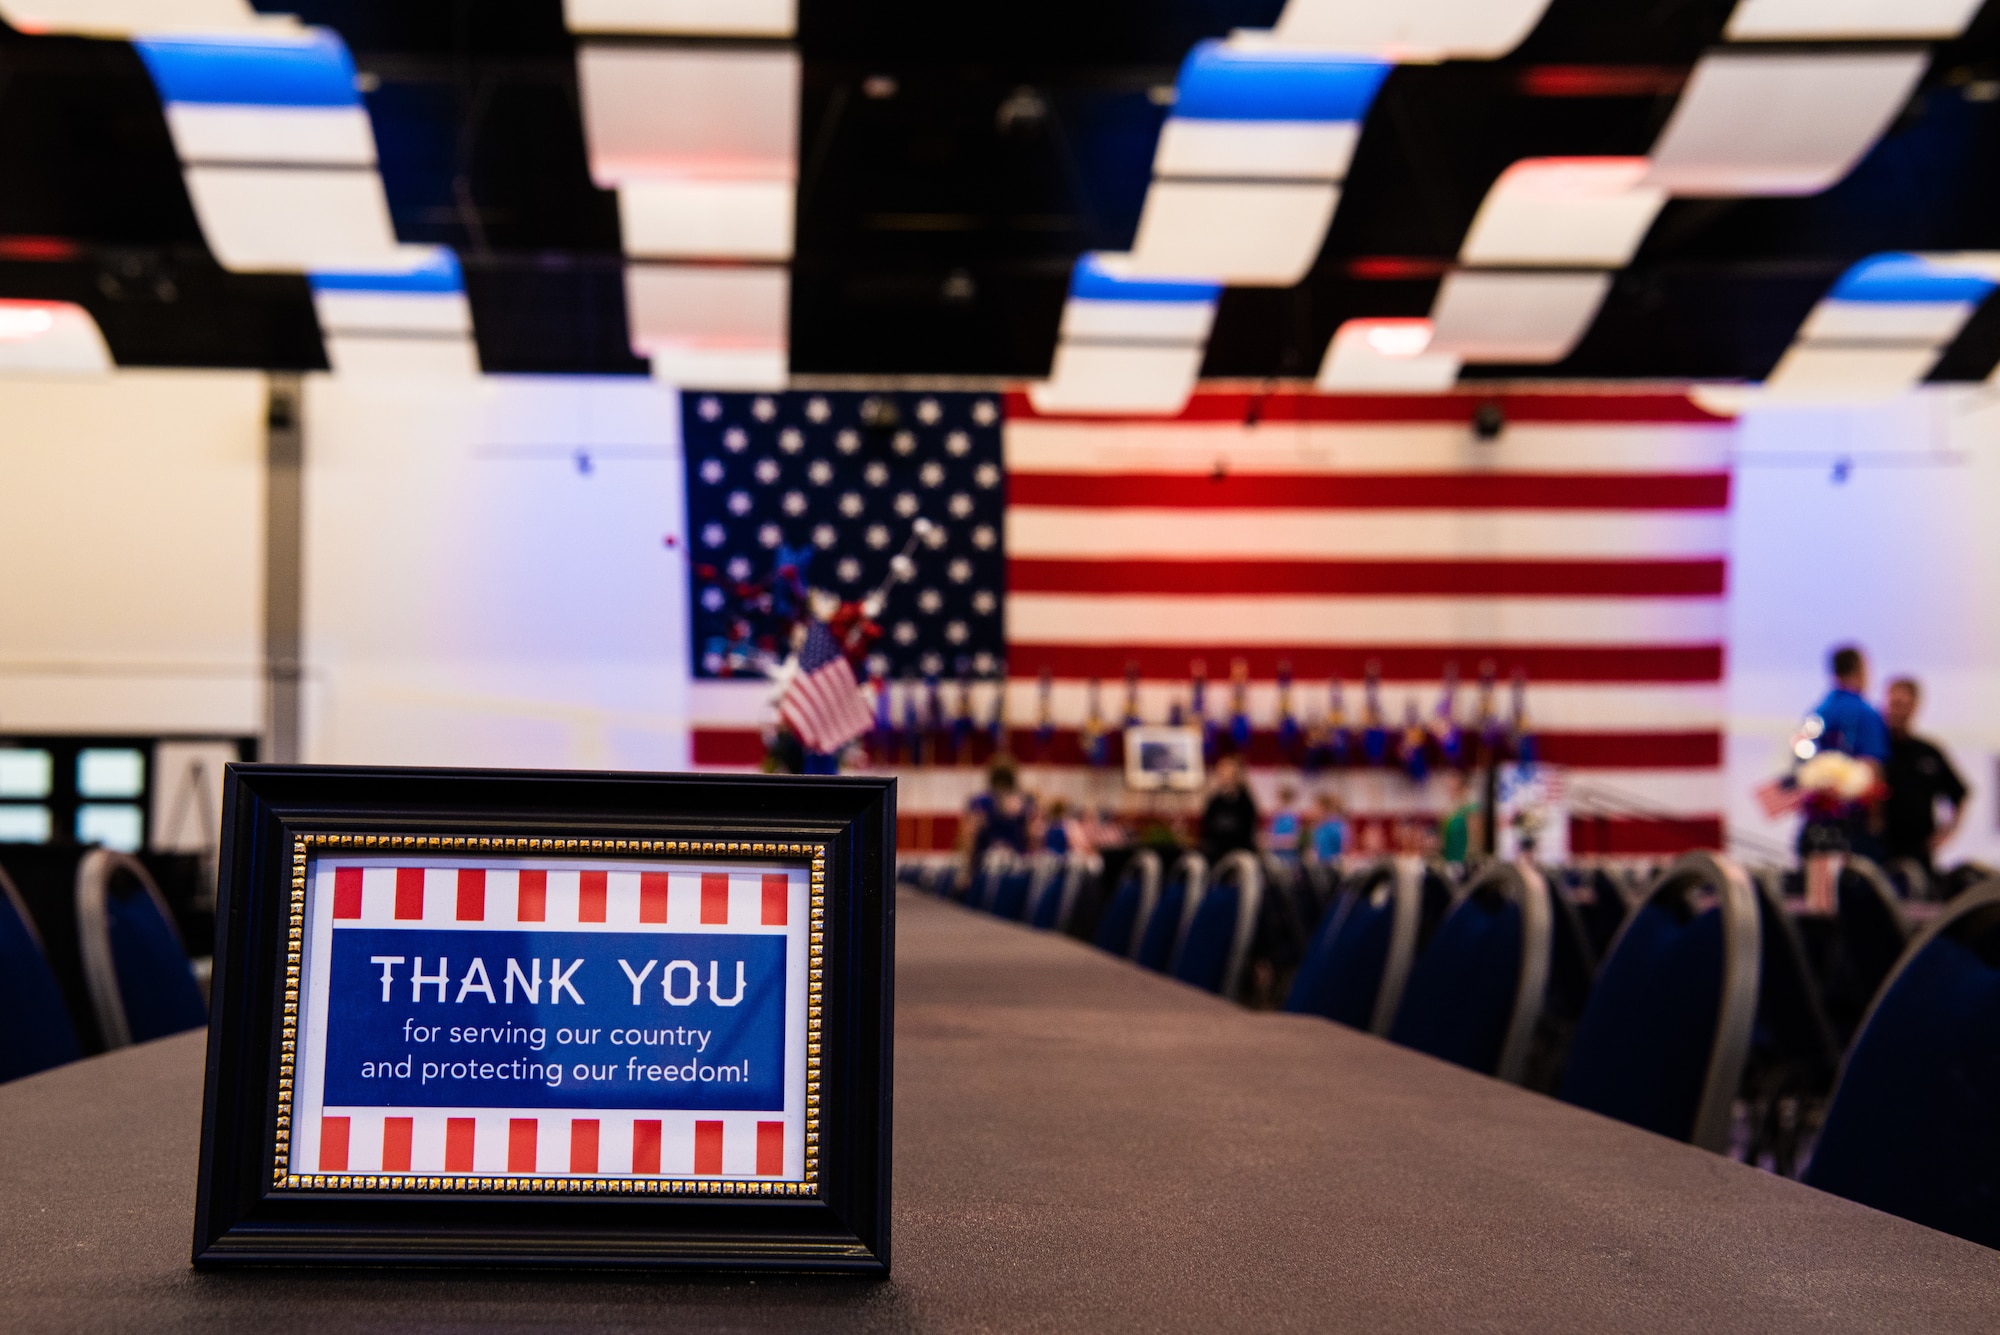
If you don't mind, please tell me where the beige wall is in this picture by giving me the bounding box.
[0,370,266,735]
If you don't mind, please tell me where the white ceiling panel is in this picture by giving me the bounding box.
[1153,118,1361,181]
[314,291,473,336]
[564,0,795,37]
[1263,0,1554,60]
[577,45,798,186]
[649,345,789,390]
[164,104,376,168]
[1428,270,1611,363]
[0,301,112,373]
[618,179,795,261]
[1316,318,1461,392]
[1798,299,1976,344]
[323,333,479,377]
[624,263,788,354]
[1060,298,1216,343]
[1763,344,1939,401]
[1725,0,1983,41]
[0,0,290,36]
[183,166,400,272]
[1645,51,1929,197]
[1458,158,1666,267]
[1027,343,1205,416]
[1125,180,1339,286]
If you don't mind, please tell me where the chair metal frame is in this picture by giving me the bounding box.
[1818,876,2000,1104]
[1114,848,1163,959]
[1602,850,1761,1153]
[75,847,190,1051]
[1368,855,1429,1036]
[1171,849,1264,1000]
[1015,851,1064,923]
[1153,851,1209,964]
[1436,860,1554,1085]
[973,845,1020,912]
[0,862,49,959]
[1048,853,1100,933]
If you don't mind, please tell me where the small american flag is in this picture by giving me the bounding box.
[780,620,874,755]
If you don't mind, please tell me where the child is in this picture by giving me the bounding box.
[1308,791,1347,865]
[1267,784,1303,864]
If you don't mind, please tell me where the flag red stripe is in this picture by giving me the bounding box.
[1003,387,1731,425]
[1007,644,1724,683]
[1007,472,1730,511]
[694,1120,724,1175]
[1009,558,1727,597]
[1568,815,1725,855]
[382,1117,412,1172]
[333,866,363,919]
[507,1118,538,1173]
[456,868,485,922]
[394,867,425,920]
[578,870,607,923]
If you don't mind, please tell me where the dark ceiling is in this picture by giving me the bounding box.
[1,0,1998,381]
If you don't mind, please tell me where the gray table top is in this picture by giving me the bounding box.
[3,889,1996,1333]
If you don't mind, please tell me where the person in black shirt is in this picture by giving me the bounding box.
[1881,677,1968,873]
[1199,754,1261,863]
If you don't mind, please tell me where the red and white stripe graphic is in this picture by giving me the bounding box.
[313,1108,789,1178]
[325,863,795,931]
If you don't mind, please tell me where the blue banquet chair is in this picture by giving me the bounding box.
[1092,848,1162,958]
[1171,850,1264,998]
[1837,856,1911,1023]
[74,849,208,1048]
[987,861,1039,921]
[0,862,81,1082]
[1283,858,1430,1034]
[1558,852,1760,1151]
[1134,852,1207,973]
[1030,854,1099,933]
[1803,878,2000,1247]
[1389,861,1552,1084]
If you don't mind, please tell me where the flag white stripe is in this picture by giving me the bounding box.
[1006,509,1731,559]
[1006,421,1734,475]
[1006,594,1726,646]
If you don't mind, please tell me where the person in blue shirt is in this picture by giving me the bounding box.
[1800,644,1890,858]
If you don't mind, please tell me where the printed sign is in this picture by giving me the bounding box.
[289,854,811,1185]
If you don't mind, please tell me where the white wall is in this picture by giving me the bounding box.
[300,374,691,771]
[0,370,266,736]
[1726,389,2000,867]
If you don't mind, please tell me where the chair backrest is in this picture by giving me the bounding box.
[987,864,1039,921]
[1281,857,1425,1034]
[968,845,1019,911]
[1171,850,1264,998]
[1389,861,1553,1083]
[1582,867,1633,959]
[1135,852,1208,972]
[1092,848,1162,958]
[0,863,81,1083]
[1558,851,1760,1151]
[1885,856,1933,902]
[75,849,208,1048]
[1749,867,1841,1093]
[1839,856,1911,1013]
[1541,868,1599,1023]
[1803,880,2000,1247]
[1030,855,1099,932]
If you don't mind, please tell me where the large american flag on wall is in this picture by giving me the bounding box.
[689,386,1732,857]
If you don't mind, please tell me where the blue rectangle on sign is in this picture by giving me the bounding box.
[318,928,787,1111]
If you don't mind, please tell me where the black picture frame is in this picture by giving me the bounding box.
[192,764,894,1273]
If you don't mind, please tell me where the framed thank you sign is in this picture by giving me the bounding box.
[192,766,894,1272]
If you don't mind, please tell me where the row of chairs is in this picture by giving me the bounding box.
[0,850,209,1084]
[903,848,2000,1249]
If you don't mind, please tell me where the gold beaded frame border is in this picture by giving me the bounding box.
[272,832,827,1199]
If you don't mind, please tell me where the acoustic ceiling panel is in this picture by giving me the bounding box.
[1724,0,1985,41]
[323,334,479,377]
[1799,299,1979,343]
[162,104,376,167]
[576,45,799,187]
[1027,342,1206,416]
[1428,270,1611,363]
[1153,119,1362,181]
[1458,158,1667,268]
[1762,344,1941,401]
[183,165,401,272]
[1263,0,1555,61]
[625,262,789,388]
[1125,181,1341,286]
[563,0,795,38]
[1316,318,1461,392]
[0,0,287,36]
[1644,51,1930,198]
[0,300,112,374]
[618,180,795,262]
[1060,254,1220,341]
